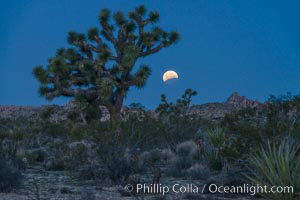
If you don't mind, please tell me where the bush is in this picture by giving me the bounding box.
[168,156,194,177]
[167,140,202,178]
[25,148,47,165]
[176,140,198,157]
[43,139,69,171]
[96,140,143,184]
[66,141,102,180]
[246,139,300,200]
[159,148,177,164]
[0,158,23,192]
[120,112,167,149]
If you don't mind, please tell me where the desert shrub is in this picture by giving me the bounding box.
[246,139,300,200]
[0,127,28,174]
[120,112,167,149]
[167,140,202,178]
[218,136,242,163]
[69,121,111,141]
[185,163,210,180]
[25,148,47,165]
[168,156,193,177]
[41,122,71,138]
[169,156,194,177]
[43,139,69,171]
[137,148,177,171]
[168,157,210,179]
[65,125,144,183]
[202,127,243,170]
[222,107,267,154]
[222,94,300,152]
[44,156,65,171]
[266,94,300,138]
[97,145,143,184]
[159,148,177,164]
[64,141,100,177]
[138,149,162,167]
[108,150,139,184]
[176,140,198,157]
[0,158,23,192]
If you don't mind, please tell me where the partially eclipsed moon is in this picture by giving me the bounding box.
[163,70,179,82]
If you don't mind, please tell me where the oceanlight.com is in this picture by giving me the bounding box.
[124,183,294,196]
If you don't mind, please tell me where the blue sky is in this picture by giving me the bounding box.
[1,0,300,108]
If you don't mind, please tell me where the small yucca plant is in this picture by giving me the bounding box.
[246,139,300,200]
[204,127,226,148]
[204,127,239,160]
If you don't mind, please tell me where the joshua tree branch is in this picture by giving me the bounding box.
[139,40,171,57]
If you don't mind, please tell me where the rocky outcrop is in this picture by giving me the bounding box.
[0,106,40,120]
[226,92,260,108]
[187,92,262,121]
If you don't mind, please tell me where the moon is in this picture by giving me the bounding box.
[163,70,179,82]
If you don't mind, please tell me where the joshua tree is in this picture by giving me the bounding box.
[156,88,197,115]
[33,5,179,125]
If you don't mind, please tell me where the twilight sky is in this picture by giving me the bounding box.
[1,0,300,108]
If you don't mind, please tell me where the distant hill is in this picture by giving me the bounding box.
[0,92,262,121]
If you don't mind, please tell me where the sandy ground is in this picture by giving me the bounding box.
[0,194,28,200]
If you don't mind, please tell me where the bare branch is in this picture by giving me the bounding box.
[118,24,126,43]
[101,21,118,46]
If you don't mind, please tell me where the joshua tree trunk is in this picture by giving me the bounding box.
[107,89,125,129]
[109,107,121,129]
